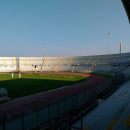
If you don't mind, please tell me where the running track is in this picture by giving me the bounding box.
[0,73,107,115]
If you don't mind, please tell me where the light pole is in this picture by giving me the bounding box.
[108,33,111,54]
[42,47,46,72]
[66,52,68,57]
[44,47,46,57]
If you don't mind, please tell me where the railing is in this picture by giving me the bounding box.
[110,60,130,73]
[0,91,98,130]
[103,79,124,99]
[0,72,123,130]
[0,77,115,130]
[32,93,98,130]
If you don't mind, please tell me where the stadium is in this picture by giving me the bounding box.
[0,0,130,130]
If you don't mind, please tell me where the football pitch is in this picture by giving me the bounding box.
[0,72,88,100]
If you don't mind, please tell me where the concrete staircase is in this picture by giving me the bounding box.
[113,102,130,130]
[92,57,100,64]
[60,58,64,65]
[52,65,57,71]
[85,57,92,65]
[44,59,48,66]
[101,57,108,63]
[108,56,117,64]
[67,58,72,65]
[122,66,130,73]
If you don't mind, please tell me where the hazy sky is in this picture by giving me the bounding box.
[0,0,130,57]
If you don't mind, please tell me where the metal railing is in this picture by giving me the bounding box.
[0,74,122,130]
[0,91,98,130]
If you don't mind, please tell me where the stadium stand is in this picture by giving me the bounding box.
[42,65,54,71]
[85,57,91,64]
[70,57,89,65]
[1,53,130,75]
[92,57,99,64]
[55,65,72,72]
[72,81,130,130]
[0,57,16,72]
[95,57,106,64]
[93,64,110,71]
[67,58,72,65]
[45,58,53,65]
[72,65,91,71]
[52,65,58,71]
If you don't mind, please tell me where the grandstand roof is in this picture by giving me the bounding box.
[122,0,130,23]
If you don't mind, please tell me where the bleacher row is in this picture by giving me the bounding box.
[0,52,130,76]
[72,81,130,130]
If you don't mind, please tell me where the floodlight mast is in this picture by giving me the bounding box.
[11,61,13,78]
[120,42,122,54]
[44,47,46,57]
[41,47,46,72]
[66,52,68,57]
[108,33,111,54]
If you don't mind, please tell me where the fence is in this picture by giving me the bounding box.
[37,93,98,130]
[0,91,90,130]
[103,74,124,99]
[124,74,130,81]
[0,77,115,130]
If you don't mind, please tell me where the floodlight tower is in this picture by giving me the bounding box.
[66,52,68,57]
[120,42,122,54]
[41,47,46,72]
[44,47,46,57]
[108,33,111,54]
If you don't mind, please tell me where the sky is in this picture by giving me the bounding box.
[0,0,130,57]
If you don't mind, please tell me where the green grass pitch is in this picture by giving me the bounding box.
[0,73,88,100]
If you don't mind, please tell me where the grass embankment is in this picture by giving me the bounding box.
[0,73,88,100]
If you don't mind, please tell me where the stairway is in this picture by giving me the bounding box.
[52,65,57,71]
[89,65,96,71]
[52,58,56,64]
[67,58,72,65]
[122,66,130,73]
[101,57,108,63]
[44,59,48,66]
[108,66,115,71]
[93,57,100,64]
[72,66,77,72]
[85,57,92,65]
[60,58,64,65]
[108,56,117,64]
[113,101,130,130]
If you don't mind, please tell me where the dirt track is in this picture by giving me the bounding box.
[0,73,107,115]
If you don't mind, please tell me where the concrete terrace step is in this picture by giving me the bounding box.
[83,84,130,123]
[87,94,130,130]
[72,81,130,130]
[113,100,130,130]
